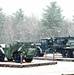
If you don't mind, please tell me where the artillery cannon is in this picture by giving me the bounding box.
[53,36,74,58]
[0,42,36,63]
[35,36,74,58]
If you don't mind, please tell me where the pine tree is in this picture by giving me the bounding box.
[42,1,64,36]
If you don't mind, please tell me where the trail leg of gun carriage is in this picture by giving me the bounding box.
[0,36,74,68]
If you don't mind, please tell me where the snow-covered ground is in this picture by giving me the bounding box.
[44,53,63,58]
[0,60,74,75]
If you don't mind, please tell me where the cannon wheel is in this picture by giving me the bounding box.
[64,50,73,58]
[7,58,13,61]
[25,57,33,62]
[35,47,44,57]
[12,51,22,63]
[0,51,5,62]
[35,49,44,57]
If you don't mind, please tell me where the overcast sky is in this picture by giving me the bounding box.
[0,0,74,20]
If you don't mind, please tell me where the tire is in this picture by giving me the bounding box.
[35,46,44,57]
[0,51,5,62]
[65,51,73,58]
[12,51,21,63]
[7,58,13,62]
[35,49,44,57]
[25,57,33,62]
[35,49,40,57]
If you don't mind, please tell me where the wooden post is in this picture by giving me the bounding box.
[53,51,55,61]
[20,53,22,64]
[44,50,47,60]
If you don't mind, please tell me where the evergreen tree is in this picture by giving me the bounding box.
[0,8,6,43]
[11,8,25,41]
[41,1,64,36]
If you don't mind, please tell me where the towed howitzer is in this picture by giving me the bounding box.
[0,42,36,63]
[51,36,74,58]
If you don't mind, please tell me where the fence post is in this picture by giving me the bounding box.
[20,53,22,64]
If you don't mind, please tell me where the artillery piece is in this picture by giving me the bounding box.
[53,36,74,58]
[35,36,74,58]
[0,42,36,63]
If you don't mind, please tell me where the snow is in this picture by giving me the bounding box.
[44,53,63,58]
[0,60,74,75]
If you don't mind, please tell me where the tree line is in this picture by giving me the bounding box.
[0,1,74,44]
